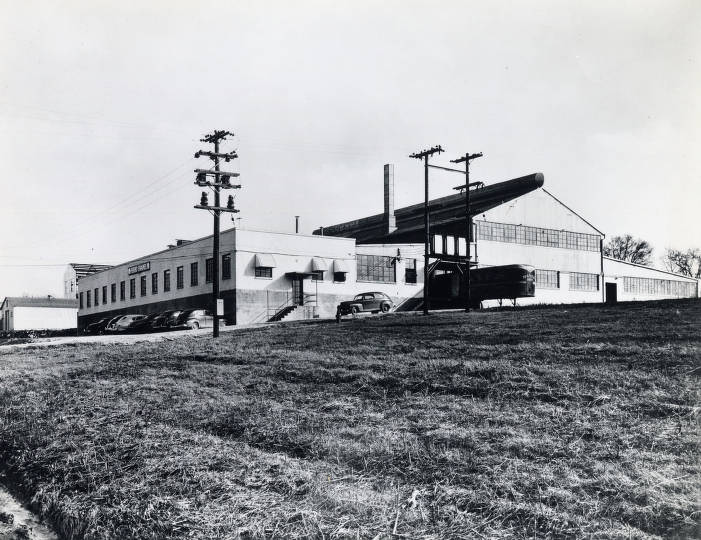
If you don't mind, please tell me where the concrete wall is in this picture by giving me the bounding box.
[12,307,77,331]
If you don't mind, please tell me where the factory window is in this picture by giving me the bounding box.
[311,270,324,281]
[130,278,136,299]
[190,262,198,286]
[140,275,147,296]
[163,270,171,292]
[120,281,125,301]
[623,276,696,297]
[151,272,158,295]
[357,254,396,283]
[111,284,116,303]
[102,286,107,305]
[205,258,214,283]
[86,290,91,308]
[476,221,600,252]
[255,267,272,279]
[94,288,99,306]
[569,272,599,291]
[222,254,231,280]
[405,258,417,284]
[536,269,559,289]
[79,292,84,309]
[333,272,346,283]
[177,266,184,289]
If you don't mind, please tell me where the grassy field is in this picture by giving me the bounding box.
[0,300,699,539]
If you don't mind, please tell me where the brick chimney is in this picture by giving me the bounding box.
[384,164,397,235]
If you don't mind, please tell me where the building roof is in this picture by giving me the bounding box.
[1,296,79,310]
[315,173,545,243]
[68,263,113,278]
[603,256,699,282]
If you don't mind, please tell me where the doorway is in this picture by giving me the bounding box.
[605,282,617,304]
[292,277,304,305]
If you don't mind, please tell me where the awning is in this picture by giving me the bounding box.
[332,259,349,273]
[311,257,328,272]
[254,253,277,267]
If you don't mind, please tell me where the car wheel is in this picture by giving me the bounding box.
[350,306,359,317]
[381,303,390,313]
[191,321,200,330]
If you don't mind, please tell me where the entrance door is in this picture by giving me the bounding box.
[605,282,617,304]
[292,277,304,305]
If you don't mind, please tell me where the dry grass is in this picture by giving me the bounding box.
[0,299,699,539]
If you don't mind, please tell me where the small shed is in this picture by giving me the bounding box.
[1,296,78,331]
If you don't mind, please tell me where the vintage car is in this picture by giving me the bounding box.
[335,292,394,321]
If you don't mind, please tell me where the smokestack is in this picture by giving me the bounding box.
[295,215,300,234]
[384,164,397,235]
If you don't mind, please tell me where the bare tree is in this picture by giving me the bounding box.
[662,248,701,278]
[603,234,653,265]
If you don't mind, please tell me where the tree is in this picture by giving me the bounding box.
[603,234,653,265]
[662,248,701,278]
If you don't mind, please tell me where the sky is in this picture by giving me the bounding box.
[0,0,699,298]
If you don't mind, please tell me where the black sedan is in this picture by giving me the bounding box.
[336,292,393,321]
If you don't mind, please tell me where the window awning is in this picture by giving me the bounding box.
[254,253,277,268]
[311,257,328,272]
[333,259,349,273]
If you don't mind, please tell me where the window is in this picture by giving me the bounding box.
[130,278,136,299]
[120,281,126,301]
[140,275,147,296]
[177,266,184,289]
[222,254,231,280]
[79,292,84,309]
[94,288,99,306]
[405,258,417,284]
[357,254,396,283]
[475,221,600,252]
[151,272,158,294]
[535,269,559,289]
[190,262,198,286]
[623,276,696,297]
[255,267,272,278]
[333,272,346,282]
[111,283,116,303]
[86,290,91,308]
[569,272,599,291]
[205,258,214,283]
[311,270,324,281]
[102,286,107,305]
[163,270,171,292]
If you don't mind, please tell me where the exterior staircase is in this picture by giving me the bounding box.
[268,305,298,322]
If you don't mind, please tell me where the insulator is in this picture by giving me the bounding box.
[200,192,208,206]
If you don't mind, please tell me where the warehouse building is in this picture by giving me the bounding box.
[63,263,113,299]
[1,296,78,332]
[76,227,424,330]
[76,164,697,329]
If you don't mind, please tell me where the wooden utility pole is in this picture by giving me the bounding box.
[194,130,240,337]
[410,145,443,315]
[451,152,482,312]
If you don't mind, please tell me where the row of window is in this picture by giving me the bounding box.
[80,254,231,309]
[476,221,601,252]
[623,276,696,297]
[535,270,599,291]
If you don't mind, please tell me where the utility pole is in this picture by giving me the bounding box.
[193,130,240,337]
[410,145,443,315]
[451,152,482,312]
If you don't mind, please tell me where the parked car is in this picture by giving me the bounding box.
[336,292,394,321]
[127,313,159,333]
[152,310,183,330]
[84,317,112,335]
[109,314,147,333]
[104,315,127,333]
[173,309,222,330]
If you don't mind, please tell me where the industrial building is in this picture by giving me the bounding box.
[1,296,78,332]
[75,164,698,330]
[63,263,113,299]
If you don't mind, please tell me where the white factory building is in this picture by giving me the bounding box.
[1,296,78,332]
[75,166,698,330]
